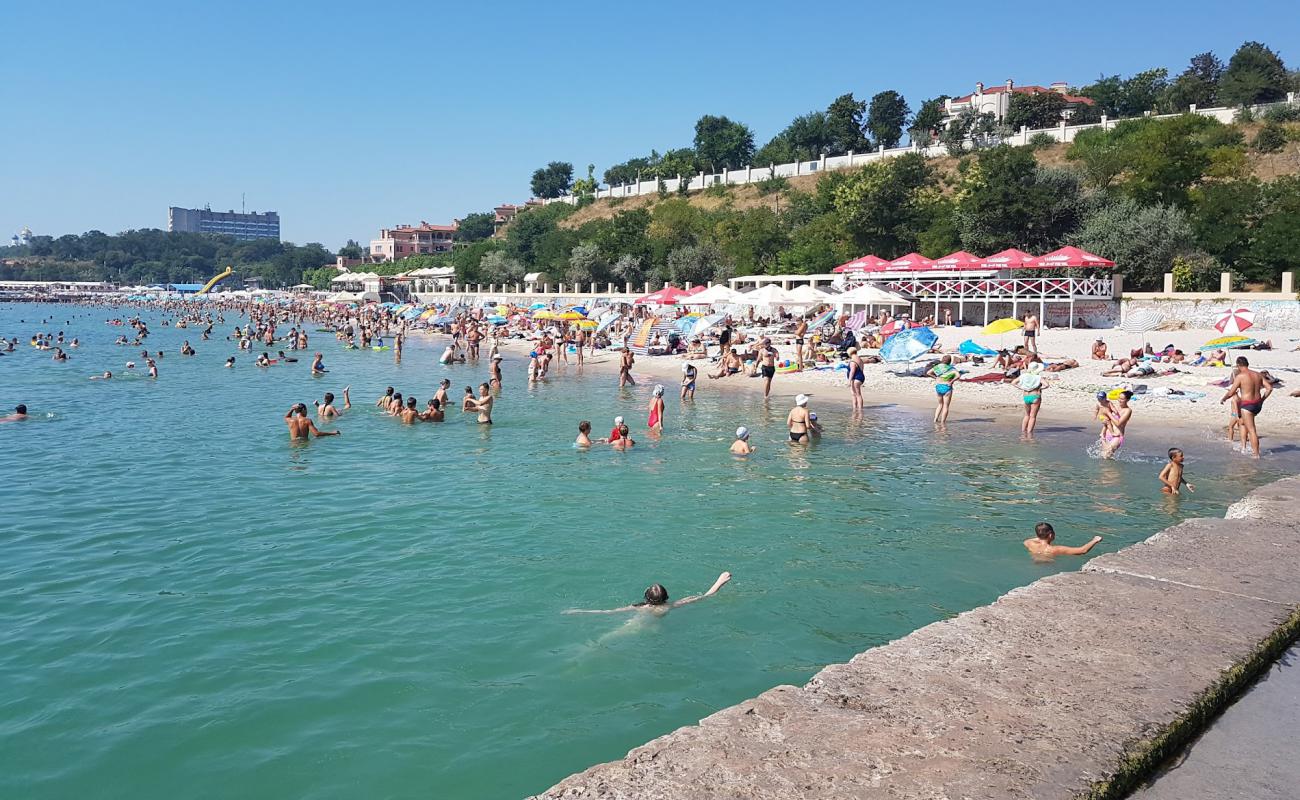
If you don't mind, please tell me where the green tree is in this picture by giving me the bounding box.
[1005,92,1068,130]
[1078,69,1168,118]
[1190,178,1260,267]
[954,146,1085,254]
[455,213,495,243]
[571,163,598,197]
[908,96,948,144]
[754,110,831,165]
[478,250,526,283]
[591,209,652,265]
[1240,176,1300,284]
[866,90,910,149]
[1071,197,1200,290]
[530,161,574,198]
[712,207,788,275]
[1218,41,1290,106]
[612,253,649,286]
[1161,52,1224,111]
[504,203,574,265]
[1066,126,1135,189]
[693,115,755,170]
[825,93,872,153]
[567,242,609,284]
[666,243,730,285]
[337,239,364,259]
[831,152,936,255]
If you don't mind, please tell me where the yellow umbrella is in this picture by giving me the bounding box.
[556,311,585,321]
[532,309,556,320]
[576,319,598,330]
[983,318,1024,335]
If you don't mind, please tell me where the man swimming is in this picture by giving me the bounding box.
[1023,522,1101,561]
[0,404,28,423]
[285,404,340,439]
[564,571,731,616]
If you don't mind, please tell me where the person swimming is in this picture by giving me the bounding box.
[564,571,731,616]
[730,426,753,455]
[1023,522,1101,561]
[576,420,593,447]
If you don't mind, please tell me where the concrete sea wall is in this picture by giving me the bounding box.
[530,475,1300,799]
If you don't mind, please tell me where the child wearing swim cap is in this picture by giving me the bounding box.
[730,425,754,455]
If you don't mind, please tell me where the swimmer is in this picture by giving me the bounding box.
[564,571,732,616]
[377,387,395,409]
[787,394,811,444]
[284,403,340,439]
[648,384,665,435]
[681,362,697,401]
[0,404,28,423]
[421,398,445,422]
[225,357,235,368]
[1023,522,1101,560]
[400,397,421,424]
[434,379,451,409]
[146,359,158,379]
[611,423,635,450]
[461,386,475,412]
[387,393,404,416]
[602,415,625,444]
[256,352,271,367]
[89,371,112,380]
[730,426,754,455]
[1158,448,1195,495]
[440,344,465,365]
[310,352,327,375]
[470,382,494,424]
[576,420,593,447]
[278,350,298,363]
[315,387,351,418]
[52,348,68,361]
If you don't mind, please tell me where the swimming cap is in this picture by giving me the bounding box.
[795,394,809,406]
[614,416,624,425]
[653,384,664,396]
[809,412,818,421]
[1095,391,1108,400]
[736,426,749,440]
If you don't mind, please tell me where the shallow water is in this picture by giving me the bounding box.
[2,302,1296,799]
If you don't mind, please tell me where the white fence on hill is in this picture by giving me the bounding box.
[543,94,1298,205]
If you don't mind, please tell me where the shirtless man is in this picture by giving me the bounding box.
[758,338,778,398]
[1023,311,1039,354]
[793,319,808,370]
[0,404,27,423]
[470,383,494,424]
[574,327,586,366]
[434,379,451,410]
[787,394,812,444]
[1220,356,1272,457]
[399,397,421,424]
[1023,522,1101,560]
[422,398,445,422]
[316,387,351,418]
[285,404,340,439]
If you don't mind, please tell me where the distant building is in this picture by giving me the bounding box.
[369,221,457,261]
[940,79,1095,129]
[492,200,545,236]
[9,226,33,248]
[168,206,281,241]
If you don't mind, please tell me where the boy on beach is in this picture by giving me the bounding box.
[1158,449,1195,495]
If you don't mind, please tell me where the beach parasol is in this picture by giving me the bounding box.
[1213,307,1255,335]
[1120,309,1164,345]
[880,319,911,336]
[807,309,836,330]
[576,319,597,330]
[1198,335,1260,352]
[682,284,741,305]
[555,311,586,321]
[880,326,938,362]
[635,286,691,305]
[690,312,728,337]
[738,284,796,306]
[889,252,935,272]
[982,318,1024,335]
[1022,246,1115,269]
[975,248,1038,270]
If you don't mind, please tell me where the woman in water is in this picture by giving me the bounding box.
[846,348,865,413]
[575,420,593,447]
[647,384,665,436]
[928,355,957,425]
[565,572,731,616]
[1015,362,1045,438]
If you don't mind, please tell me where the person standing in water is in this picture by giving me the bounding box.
[564,572,731,615]
[1015,362,1045,438]
[787,394,812,444]
[928,355,957,425]
[619,347,636,388]
[1159,448,1195,494]
[1220,356,1272,458]
[730,427,754,455]
[681,362,697,401]
[284,404,340,440]
[1096,390,1133,459]
[648,385,665,436]
[311,352,327,375]
[469,382,494,424]
[846,348,865,414]
[489,354,503,390]
[1023,522,1100,560]
[316,387,351,418]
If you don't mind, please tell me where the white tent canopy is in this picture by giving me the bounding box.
[737,284,796,306]
[835,284,910,306]
[787,284,832,305]
[681,284,742,305]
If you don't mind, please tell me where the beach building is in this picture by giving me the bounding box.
[940,79,1095,128]
[168,207,281,241]
[369,221,457,261]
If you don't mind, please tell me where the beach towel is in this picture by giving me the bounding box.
[964,372,1007,383]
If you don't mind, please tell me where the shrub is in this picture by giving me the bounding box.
[1234,105,1255,123]
[1254,123,1288,153]
[1171,253,1221,292]
[755,175,789,196]
[607,197,624,207]
[704,182,732,198]
[1027,132,1057,150]
[1262,103,1300,123]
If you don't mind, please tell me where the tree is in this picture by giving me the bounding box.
[831,152,937,255]
[612,253,649,286]
[1190,178,1260,267]
[754,110,831,165]
[712,207,788,275]
[825,93,872,154]
[1078,69,1168,118]
[337,239,364,259]
[572,163,598,197]
[693,115,755,170]
[866,90,910,149]
[455,213,495,243]
[530,161,574,199]
[1067,126,1134,189]
[1162,52,1224,111]
[1240,175,1300,285]
[666,243,730,286]
[1005,92,1068,131]
[567,242,608,284]
[504,203,575,266]
[1218,41,1290,106]
[1071,196,1201,290]
[478,250,526,283]
[954,146,1085,254]
[591,209,651,265]
[908,96,949,144]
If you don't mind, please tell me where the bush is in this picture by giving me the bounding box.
[1234,105,1255,123]
[1171,253,1221,292]
[755,175,789,196]
[607,197,624,207]
[1027,132,1058,150]
[704,182,732,198]
[1254,123,1288,153]
[1263,103,1300,123]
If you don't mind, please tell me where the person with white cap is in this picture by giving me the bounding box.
[730,426,754,455]
[680,362,697,401]
[602,415,625,443]
[787,393,812,444]
[1015,361,1046,438]
[489,353,503,390]
[648,384,666,437]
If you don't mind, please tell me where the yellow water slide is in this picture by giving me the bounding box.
[197,266,233,294]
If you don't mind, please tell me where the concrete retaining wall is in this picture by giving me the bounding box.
[1122,298,1300,330]
[530,476,1300,799]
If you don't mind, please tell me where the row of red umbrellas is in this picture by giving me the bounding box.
[633,284,708,305]
[832,246,1115,274]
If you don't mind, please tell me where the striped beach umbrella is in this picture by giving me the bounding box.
[1121,309,1164,346]
[1213,307,1255,335]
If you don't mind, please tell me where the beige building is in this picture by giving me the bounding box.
[370,221,457,261]
[941,79,1095,129]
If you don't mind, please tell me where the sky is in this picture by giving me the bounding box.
[3,0,1296,251]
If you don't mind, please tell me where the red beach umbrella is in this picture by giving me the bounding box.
[634,286,691,305]
[1213,307,1256,335]
[931,250,984,270]
[889,252,935,271]
[832,255,892,274]
[973,248,1038,270]
[1023,246,1115,269]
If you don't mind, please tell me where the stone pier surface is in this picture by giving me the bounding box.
[529,476,1300,800]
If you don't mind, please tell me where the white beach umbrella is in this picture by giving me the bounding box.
[738,284,796,306]
[682,284,742,305]
[835,284,910,307]
[1120,309,1164,345]
[786,284,832,306]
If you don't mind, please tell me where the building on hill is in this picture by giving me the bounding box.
[369,221,457,262]
[168,206,280,241]
[493,204,522,235]
[941,79,1095,128]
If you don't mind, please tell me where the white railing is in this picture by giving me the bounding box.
[882,276,1115,300]
[543,95,1298,206]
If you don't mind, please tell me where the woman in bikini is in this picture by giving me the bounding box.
[1015,362,1045,438]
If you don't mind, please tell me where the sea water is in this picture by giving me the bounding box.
[2,302,1296,799]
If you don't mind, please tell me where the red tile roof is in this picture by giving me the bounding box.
[950,85,1094,105]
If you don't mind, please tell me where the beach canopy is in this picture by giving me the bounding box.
[843,310,869,331]
[1198,335,1259,352]
[835,284,910,306]
[787,284,832,305]
[1213,307,1255,335]
[889,252,935,271]
[983,317,1024,335]
[738,284,796,306]
[931,250,985,270]
[1120,309,1164,334]
[832,254,891,273]
[880,326,938,362]
[682,284,741,305]
[1023,246,1115,269]
[690,312,728,337]
[974,248,1037,270]
[806,309,837,330]
[635,286,691,305]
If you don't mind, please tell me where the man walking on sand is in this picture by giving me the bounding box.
[1220,356,1272,458]
[1023,311,1039,354]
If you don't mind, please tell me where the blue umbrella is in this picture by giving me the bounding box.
[487,315,507,324]
[880,326,938,363]
[529,302,548,310]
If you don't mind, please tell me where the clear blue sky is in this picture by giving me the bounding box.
[3,0,1295,251]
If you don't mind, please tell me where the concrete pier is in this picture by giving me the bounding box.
[530,476,1300,799]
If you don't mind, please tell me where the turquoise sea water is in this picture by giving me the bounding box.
[2,302,1296,799]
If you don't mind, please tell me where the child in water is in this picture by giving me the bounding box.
[1158,448,1195,495]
